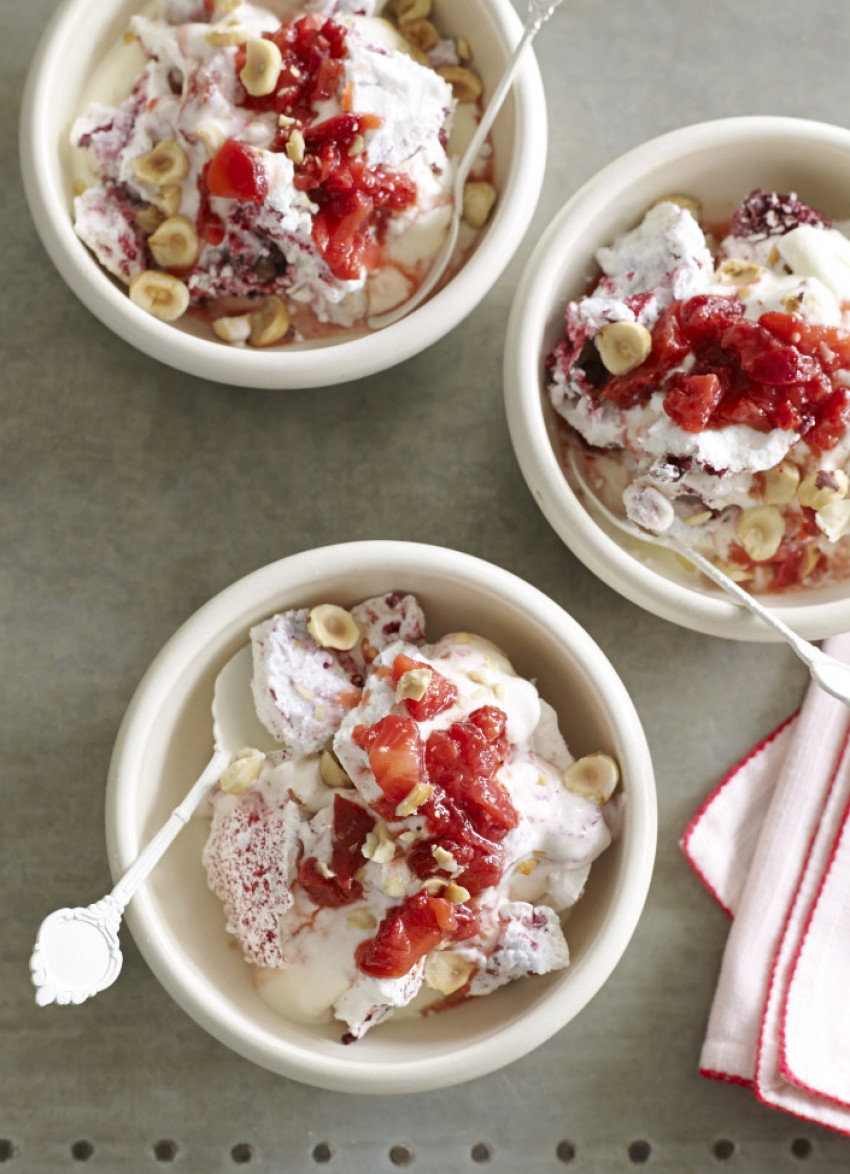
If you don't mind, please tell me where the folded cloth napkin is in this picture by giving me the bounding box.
[682,633,850,1135]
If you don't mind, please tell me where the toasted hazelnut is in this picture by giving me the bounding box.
[205,22,251,46]
[395,667,432,704]
[133,140,189,186]
[815,498,850,543]
[241,37,283,97]
[401,17,439,51]
[320,748,352,788]
[151,185,183,218]
[395,781,434,818]
[249,295,290,346]
[308,603,359,650]
[444,882,470,905]
[456,36,472,61]
[596,320,652,375]
[431,845,458,870]
[683,509,713,527]
[362,823,397,864]
[715,258,764,286]
[134,204,166,235]
[382,874,407,898]
[517,856,541,876]
[285,128,306,165]
[128,270,190,321]
[562,753,619,803]
[437,65,483,103]
[195,122,226,159]
[762,459,801,505]
[797,469,850,511]
[148,215,200,269]
[736,505,785,562]
[393,0,431,23]
[219,747,265,795]
[462,180,497,230]
[799,543,822,578]
[424,951,474,995]
[346,909,377,930]
[212,314,252,344]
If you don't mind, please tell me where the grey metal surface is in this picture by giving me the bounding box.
[4,0,850,1169]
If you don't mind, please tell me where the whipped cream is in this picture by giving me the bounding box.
[202,594,619,1041]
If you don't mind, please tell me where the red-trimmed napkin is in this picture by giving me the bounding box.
[682,634,850,1134]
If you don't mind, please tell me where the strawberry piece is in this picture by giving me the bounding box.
[357,892,457,979]
[391,653,458,721]
[426,712,518,841]
[207,139,268,204]
[354,714,425,811]
[298,794,376,909]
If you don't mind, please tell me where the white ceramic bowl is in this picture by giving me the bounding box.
[505,116,850,642]
[105,540,656,1094]
[20,0,545,390]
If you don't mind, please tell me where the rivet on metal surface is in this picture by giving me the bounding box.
[154,1139,179,1162]
[71,1140,94,1162]
[556,1140,576,1164]
[389,1144,415,1167]
[628,1140,652,1164]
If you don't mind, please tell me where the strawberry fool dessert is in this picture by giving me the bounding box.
[70,0,497,346]
[202,592,620,1041]
[548,189,850,594]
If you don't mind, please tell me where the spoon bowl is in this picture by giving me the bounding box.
[29,643,268,1007]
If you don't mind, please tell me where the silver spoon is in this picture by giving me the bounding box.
[29,643,272,1006]
[368,0,566,331]
[568,452,850,706]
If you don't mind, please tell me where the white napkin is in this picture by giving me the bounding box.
[682,634,850,1133]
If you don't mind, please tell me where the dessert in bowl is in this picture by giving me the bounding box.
[20,0,545,389]
[104,541,656,1093]
[505,116,850,641]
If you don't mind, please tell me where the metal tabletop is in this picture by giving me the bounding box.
[4,0,850,1170]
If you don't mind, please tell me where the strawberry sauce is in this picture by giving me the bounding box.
[601,294,850,453]
[206,15,418,281]
[339,661,518,981]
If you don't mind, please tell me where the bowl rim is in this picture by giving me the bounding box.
[104,540,657,1093]
[20,0,547,389]
[504,115,850,643]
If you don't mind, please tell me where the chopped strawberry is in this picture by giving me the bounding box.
[298,854,361,908]
[353,714,425,812]
[357,892,457,979]
[426,713,518,841]
[391,652,458,721]
[207,139,268,204]
[298,794,376,909]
